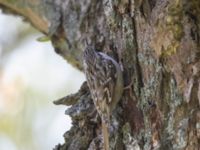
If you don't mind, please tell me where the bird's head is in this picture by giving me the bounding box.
[83,45,97,62]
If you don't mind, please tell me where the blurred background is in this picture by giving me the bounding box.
[0,10,85,150]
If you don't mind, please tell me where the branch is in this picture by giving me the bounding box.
[0,0,48,33]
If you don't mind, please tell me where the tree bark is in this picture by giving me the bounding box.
[0,0,200,149]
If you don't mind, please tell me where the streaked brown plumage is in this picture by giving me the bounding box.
[83,46,123,150]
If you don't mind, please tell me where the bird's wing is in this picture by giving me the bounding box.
[96,54,117,105]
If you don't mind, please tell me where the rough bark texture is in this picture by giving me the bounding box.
[0,0,200,149]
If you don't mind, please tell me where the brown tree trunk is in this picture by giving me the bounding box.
[0,0,199,149]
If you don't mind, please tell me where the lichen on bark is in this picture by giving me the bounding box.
[0,0,200,149]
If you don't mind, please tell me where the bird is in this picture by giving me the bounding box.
[83,45,124,150]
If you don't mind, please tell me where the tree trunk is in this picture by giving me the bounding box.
[0,0,200,149]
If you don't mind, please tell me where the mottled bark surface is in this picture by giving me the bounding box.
[0,0,200,149]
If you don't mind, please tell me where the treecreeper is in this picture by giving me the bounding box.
[83,45,124,150]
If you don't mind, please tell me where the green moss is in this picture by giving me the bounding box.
[167,1,184,40]
[7,0,17,3]
[161,0,185,57]
[173,24,184,40]
[162,42,179,57]
[122,122,131,134]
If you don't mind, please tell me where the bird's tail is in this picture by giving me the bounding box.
[102,122,109,150]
